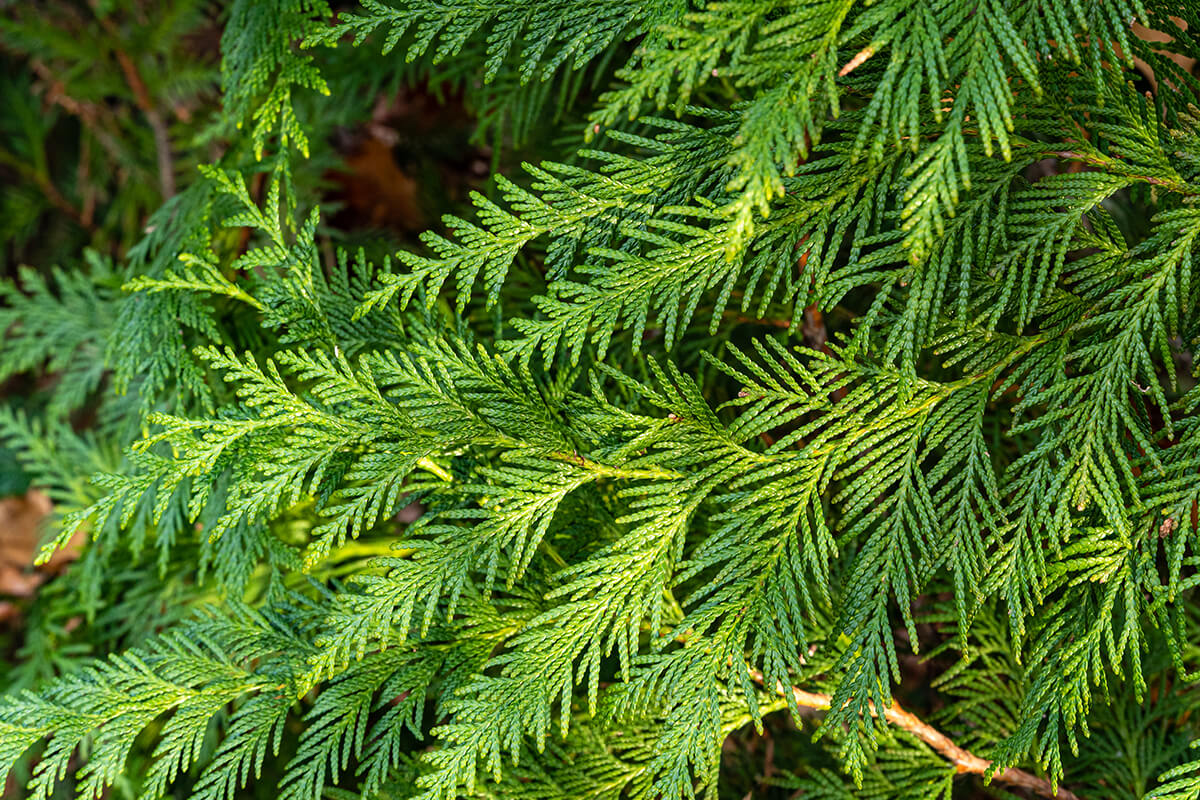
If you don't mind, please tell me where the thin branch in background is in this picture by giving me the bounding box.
[92,5,175,200]
[29,59,129,171]
[109,47,175,200]
[0,147,95,235]
[75,129,96,227]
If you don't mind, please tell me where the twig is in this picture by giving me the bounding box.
[839,45,876,77]
[801,304,829,351]
[1047,149,1195,196]
[747,668,1079,800]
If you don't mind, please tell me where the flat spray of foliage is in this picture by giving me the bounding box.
[4,1,1200,799]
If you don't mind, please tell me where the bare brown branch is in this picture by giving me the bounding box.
[747,668,1079,800]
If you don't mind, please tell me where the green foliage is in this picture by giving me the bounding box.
[7,1,1200,800]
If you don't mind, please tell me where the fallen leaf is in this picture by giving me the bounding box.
[0,490,83,598]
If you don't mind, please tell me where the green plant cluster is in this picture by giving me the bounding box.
[4,1,1200,799]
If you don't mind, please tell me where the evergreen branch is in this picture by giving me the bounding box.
[7,2,1200,798]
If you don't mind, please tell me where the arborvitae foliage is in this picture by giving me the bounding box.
[6,1,1200,798]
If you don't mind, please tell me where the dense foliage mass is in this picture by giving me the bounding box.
[4,1,1200,798]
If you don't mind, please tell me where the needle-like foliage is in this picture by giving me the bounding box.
[5,1,1200,799]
